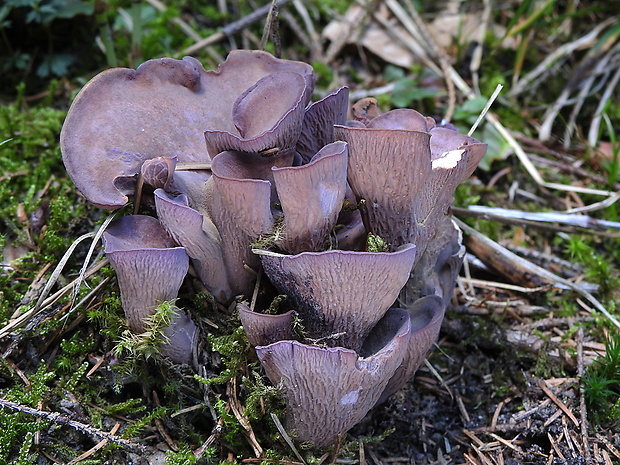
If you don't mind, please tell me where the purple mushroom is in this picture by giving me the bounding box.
[102,215,195,364]
[255,308,411,448]
[258,245,417,351]
[58,49,491,450]
[60,50,314,210]
[334,101,487,257]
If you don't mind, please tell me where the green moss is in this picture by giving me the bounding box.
[198,327,250,386]
[366,233,388,252]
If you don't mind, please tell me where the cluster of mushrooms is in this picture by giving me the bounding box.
[60,50,487,448]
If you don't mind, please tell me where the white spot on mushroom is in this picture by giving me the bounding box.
[432,149,465,170]
[339,387,361,405]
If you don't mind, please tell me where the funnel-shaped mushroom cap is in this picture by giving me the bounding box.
[335,107,487,255]
[202,50,314,157]
[210,152,275,298]
[61,50,314,209]
[204,72,309,156]
[154,189,233,302]
[258,244,416,351]
[296,86,349,164]
[256,308,410,448]
[238,303,294,346]
[374,296,446,404]
[334,125,431,250]
[272,141,349,253]
[102,215,195,364]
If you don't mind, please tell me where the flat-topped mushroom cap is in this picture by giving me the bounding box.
[102,215,188,331]
[259,244,416,351]
[255,307,410,448]
[102,214,177,252]
[61,50,314,209]
[61,57,211,209]
[102,215,195,364]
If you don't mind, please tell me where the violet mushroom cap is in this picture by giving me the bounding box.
[61,50,314,209]
[255,307,411,448]
[61,56,214,209]
[334,107,487,254]
[204,72,309,157]
[205,141,349,296]
[153,189,233,302]
[209,151,276,298]
[102,215,195,364]
[257,244,417,352]
[238,303,294,347]
[373,295,446,404]
[295,86,349,164]
[272,141,349,253]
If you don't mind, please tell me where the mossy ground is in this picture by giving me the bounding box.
[1,1,619,464]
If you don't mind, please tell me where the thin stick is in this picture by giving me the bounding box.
[588,62,620,146]
[66,423,121,465]
[455,218,620,329]
[175,162,212,171]
[271,413,307,465]
[182,0,294,56]
[0,398,145,452]
[468,85,503,137]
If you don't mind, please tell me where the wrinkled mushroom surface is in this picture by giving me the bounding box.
[256,307,410,448]
[102,215,195,364]
[61,50,314,209]
[238,303,295,347]
[259,244,416,351]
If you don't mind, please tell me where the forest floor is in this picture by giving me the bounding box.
[1,1,619,464]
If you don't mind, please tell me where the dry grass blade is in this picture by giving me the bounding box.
[73,212,117,305]
[588,56,620,147]
[508,18,617,97]
[468,84,503,137]
[0,258,109,340]
[32,231,95,312]
[271,413,307,465]
[539,38,620,145]
[381,1,616,199]
[455,218,620,329]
